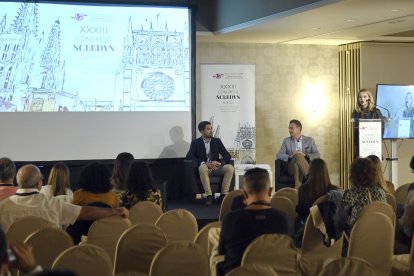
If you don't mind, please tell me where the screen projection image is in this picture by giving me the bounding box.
[376,84,414,139]
[0,1,192,161]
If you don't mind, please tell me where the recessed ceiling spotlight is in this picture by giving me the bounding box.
[310,27,320,31]
[345,19,356,22]
[391,9,403,12]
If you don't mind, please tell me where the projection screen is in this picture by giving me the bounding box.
[0,1,193,161]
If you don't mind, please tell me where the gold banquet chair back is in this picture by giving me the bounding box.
[395,183,411,206]
[114,223,167,275]
[194,221,221,257]
[226,264,278,276]
[391,234,414,276]
[241,234,299,276]
[129,201,163,225]
[149,241,209,276]
[155,209,198,242]
[274,187,298,206]
[86,216,132,264]
[219,190,244,221]
[318,257,376,276]
[6,216,53,242]
[358,201,396,226]
[24,227,73,270]
[385,192,397,213]
[348,212,394,276]
[299,206,344,275]
[270,196,296,226]
[52,244,112,276]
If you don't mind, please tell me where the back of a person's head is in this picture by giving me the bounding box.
[111,152,134,190]
[48,162,70,196]
[243,168,270,194]
[16,164,42,189]
[78,163,111,193]
[410,155,414,172]
[125,161,155,200]
[0,157,16,182]
[350,158,378,188]
[307,158,332,200]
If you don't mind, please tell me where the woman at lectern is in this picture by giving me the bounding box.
[351,89,384,157]
[352,88,383,121]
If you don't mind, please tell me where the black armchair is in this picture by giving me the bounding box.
[183,159,235,199]
[275,159,295,191]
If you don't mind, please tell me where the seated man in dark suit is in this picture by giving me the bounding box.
[186,121,234,205]
[276,119,320,188]
[217,168,290,275]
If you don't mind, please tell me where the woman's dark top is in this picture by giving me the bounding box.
[296,182,338,223]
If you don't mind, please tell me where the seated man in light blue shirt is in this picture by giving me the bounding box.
[276,119,320,188]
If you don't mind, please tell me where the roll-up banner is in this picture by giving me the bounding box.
[201,64,256,164]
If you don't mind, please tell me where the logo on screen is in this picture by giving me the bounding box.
[212,73,224,79]
[71,13,87,21]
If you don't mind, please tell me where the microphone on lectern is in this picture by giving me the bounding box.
[367,99,391,120]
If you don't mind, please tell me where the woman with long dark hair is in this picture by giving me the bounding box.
[111,152,134,191]
[296,158,338,224]
[120,161,162,209]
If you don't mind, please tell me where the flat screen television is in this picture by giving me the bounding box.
[376,84,414,139]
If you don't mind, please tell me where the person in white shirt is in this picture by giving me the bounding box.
[0,164,128,230]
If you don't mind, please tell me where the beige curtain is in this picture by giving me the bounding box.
[339,42,361,189]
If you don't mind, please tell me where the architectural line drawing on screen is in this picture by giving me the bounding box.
[0,2,190,112]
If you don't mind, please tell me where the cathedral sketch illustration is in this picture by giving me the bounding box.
[115,16,190,111]
[0,2,77,112]
[0,2,190,112]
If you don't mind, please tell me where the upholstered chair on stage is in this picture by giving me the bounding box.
[183,159,235,198]
[275,159,295,190]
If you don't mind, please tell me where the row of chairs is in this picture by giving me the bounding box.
[219,201,395,275]
[8,220,213,275]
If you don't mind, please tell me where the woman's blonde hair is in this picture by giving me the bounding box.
[355,88,375,112]
[48,162,70,196]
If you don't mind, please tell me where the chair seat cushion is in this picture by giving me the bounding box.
[210,177,223,183]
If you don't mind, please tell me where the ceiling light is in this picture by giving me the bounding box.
[345,19,356,22]
[310,27,320,31]
[391,9,403,12]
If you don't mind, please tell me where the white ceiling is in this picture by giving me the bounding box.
[196,0,414,45]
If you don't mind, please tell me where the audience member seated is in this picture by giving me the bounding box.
[73,163,118,208]
[396,155,414,245]
[111,152,134,194]
[0,157,18,201]
[217,168,290,276]
[294,158,338,246]
[0,164,128,230]
[367,155,395,196]
[40,162,73,198]
[342,158,387,231]
[119,161,162,209]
